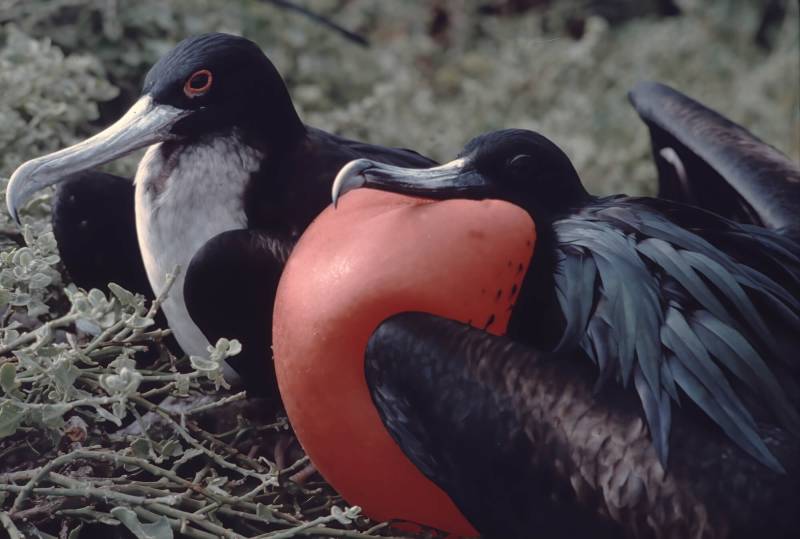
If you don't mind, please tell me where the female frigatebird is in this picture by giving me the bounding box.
[275,82,800,537]
[6,32,434,396]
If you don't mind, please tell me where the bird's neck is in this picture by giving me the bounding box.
[508,194,608,352]
[238,83,307,154]
[134,135,261,354]
[507,215,565,350]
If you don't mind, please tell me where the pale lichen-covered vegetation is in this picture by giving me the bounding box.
[0,1,797,538]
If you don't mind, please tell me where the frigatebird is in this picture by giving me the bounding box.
[319,82,800,537]
[273,188,535,535]
[6,32,434,396]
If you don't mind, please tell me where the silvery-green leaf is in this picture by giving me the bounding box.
[256,503,276,523]
[76,318,102,335]
[189,355,218,372]
[109,282,136,306]
[40,403,69,429]
[127,315,154,330]
[0,275,14,290]
[109,353,137,372]
[160,439,182,458]
[227,339,242,357]
[51,358,80,391]
[98,312,117,328]
[0,400,25,438]
[0,362,20,396]
[111,507,173,539]
[37,232,57,251]
[112,400,127,420]
[67,523,85,539]
[14,350,36,369]
[100,373,123,393]
[0,287,11,307]
[93,405,123,426]
[28,272,51,289]
[13,248,33,268]
[206,476,229,496]
[10,291,31,306]
[132,437,152,459]
[174,374,190,396]
[88,288,108,307]
[28,300,49,318]
[72,297,91,314]
[330,505,359,525]
[101,367,142,395]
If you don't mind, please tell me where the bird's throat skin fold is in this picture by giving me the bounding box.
[272,189,536,536]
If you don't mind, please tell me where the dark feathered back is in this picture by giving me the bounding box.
[553,196,800,469]
[629,81,800,236]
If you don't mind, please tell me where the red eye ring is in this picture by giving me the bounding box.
[184,69,213,97]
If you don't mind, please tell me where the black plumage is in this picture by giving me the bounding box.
[551,196,800,468]
[331,82,800,537]
[366,313,800,539]
[51,171,150,298]
[182,127,434,397]
[628,81,800,233]
[52,171,179,359]
[10,33,434,398]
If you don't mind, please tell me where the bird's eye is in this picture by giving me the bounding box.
[184,69,213,97]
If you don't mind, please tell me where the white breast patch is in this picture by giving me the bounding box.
[134,135,263,358]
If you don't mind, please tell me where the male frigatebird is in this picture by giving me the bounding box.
[273,82,800,537]
[274,188,535,535]
[6,32,434,397]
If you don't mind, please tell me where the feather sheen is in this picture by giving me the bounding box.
[553,197,800,471]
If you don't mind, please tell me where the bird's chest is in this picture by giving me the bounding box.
[134,138,262,356]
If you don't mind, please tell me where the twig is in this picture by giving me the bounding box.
[250,507,404,538]
[286,527,407,538]
[5,448,253,510]
[2,484,176,507]
[3,479,243,539]
[263,0,369,47]
[129,396,274,482]
[0,511,23,539]
[184,391,246,415]
[7,499,64,522]
[129,505,221,539]
[362,522,390,535]
[56,507,119,523]
[288,462,316,486]
[0,313,80,355]
[84,268,179,355]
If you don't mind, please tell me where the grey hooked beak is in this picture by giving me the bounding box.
[6,95,191,224]
[331,156,488,208]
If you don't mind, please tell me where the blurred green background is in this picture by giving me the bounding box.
[1,0,798,201]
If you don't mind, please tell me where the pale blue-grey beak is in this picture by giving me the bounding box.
[6,95,190,224]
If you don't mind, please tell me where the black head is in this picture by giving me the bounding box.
[6,33,307,221]
[143,33,305,143]
[460,129,590,216]
[331,129,591,220]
